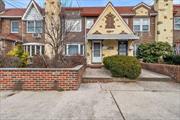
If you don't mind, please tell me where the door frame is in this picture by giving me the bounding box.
[118,41,128,56]
[92,41,102,64]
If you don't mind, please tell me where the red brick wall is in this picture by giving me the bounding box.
[0,65,85,91]
[141,63,180,82]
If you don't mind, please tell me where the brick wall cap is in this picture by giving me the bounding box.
[0,65,84,71]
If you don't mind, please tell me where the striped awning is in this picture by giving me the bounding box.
[87,34,139,40]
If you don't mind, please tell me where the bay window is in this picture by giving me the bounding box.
[133,18,150,32]
[66,19,82,32]
[27,21,43,33]
[66,44,84,56]
[23,43,45,57]
[174,17,180,30]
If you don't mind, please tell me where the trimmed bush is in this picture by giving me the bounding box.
[137,42,173,63]
[103,56,141,79]
[172,55,180,65]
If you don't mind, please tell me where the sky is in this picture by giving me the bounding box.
[3,0,180,8]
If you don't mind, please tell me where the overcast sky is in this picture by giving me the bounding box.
[4,0,180,8]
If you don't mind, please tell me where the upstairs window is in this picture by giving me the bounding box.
[11,21,19,33]
[174,17,180,30]
[27,21,43,33]
[86,18,94,29]
[123,18,129,25]
[133,18,150,32]
[65,19,82,32]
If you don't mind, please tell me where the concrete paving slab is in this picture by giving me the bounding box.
[140,69,170,79]
[0,91,18,100]
[0,91,123,120]
[112,91,180,120]
[100,82,145,91]
[138,81,180,92]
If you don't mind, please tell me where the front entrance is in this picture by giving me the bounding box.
[92,41,102,63]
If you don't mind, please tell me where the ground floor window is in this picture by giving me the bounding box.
[118,41,128,56]
[66,44,84,56]
[23,43,45,57]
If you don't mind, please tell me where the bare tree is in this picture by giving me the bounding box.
[45,1,80,66]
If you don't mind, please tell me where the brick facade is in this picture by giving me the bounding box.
[141,63,180,82]
[0,65,85,91]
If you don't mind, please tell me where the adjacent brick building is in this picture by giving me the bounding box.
[0,0,180,64]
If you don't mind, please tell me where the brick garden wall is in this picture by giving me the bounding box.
[141,63,180,82]
[0,65,85,91]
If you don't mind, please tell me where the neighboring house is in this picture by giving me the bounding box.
[0,0,180,65]
[0,0,45,56]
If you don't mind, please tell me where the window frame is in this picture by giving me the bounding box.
[86,18,94,29]
[133,18,150,32]
[66,44,84,56]
[174,17,180,30]
[123,18,129,25]
[23,43,45,57]
[11,20,19,33]
[65,19,82,32]
[26,20,43,33]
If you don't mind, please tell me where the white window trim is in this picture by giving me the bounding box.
[66,44,84,56]
[174,17,180,30]
[11,20,19,33]
[133,18,150,32]
[23,43,44,57]
[26,20,43,33]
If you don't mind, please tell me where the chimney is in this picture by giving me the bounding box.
[154,0,173,45]
[45,0,61,58]
[0,0,5,13]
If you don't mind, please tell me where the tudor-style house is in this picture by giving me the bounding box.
[0,0,180,65]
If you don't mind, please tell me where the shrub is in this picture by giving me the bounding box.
[172,55,180,65]
[103,56,141,79]
[7,45,28,67]
[28,55,48,68]
[137,42,173,63]
[0,54,22,68]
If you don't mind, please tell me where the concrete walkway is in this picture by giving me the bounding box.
[0,81,180,120]
[83,67,171,81]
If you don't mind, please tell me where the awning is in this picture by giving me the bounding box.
[87,34,139,40]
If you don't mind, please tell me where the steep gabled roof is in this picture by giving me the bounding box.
[22,0,43,20]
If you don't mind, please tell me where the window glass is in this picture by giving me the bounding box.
[66,19,81,32]
[175,17,180,30]
[11,21,19,33]
[27,21,43,33]
[35,21,43,33]
[27,21,34,33]
[68,45,79,55]
[24,44,44,57]
[66,44,84,56]
[86,19,94,29]
[80,44,84,55]
[119,42,127,56]
[133,18,150,32]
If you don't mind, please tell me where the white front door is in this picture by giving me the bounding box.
[92,41,102,63]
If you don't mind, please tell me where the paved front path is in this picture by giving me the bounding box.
[0,81,180,120]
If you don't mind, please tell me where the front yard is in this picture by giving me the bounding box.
[0,81,180,120]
